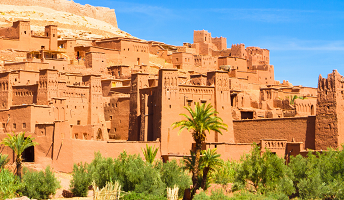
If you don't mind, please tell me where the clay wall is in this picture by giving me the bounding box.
[60,86,89,125]
[45,59,68,72]
[52,140,160,172]
[299,87,317,97]
[0,0,118,27]
[33,123,55,166]
[205,143,252,161]
[194,30,212,45]
[177,46,197,54]
[315,70,344,150]
[206,71,235,143]
[94,40,149,67]
[17,70,39,85]
[0,26,18,39]
[235,71,259,84]
[104,96,130,140]
[218,57,247,71]
[12,85,38,105]
[294,98,316,116]
[234,116,316,149]
[246,47,269,65]
[128,73,150,141]
[107,65,131,79]
[4,62,50,71]
[58,39,76,59]
[139,87,159,142]
[172,52,194,71]
[257,67,274,85]
[193,55,218,73]
[231,44,246,59]
[74,46,121,67]
[30,37,50,51]
[190,75,207,86]
[85,52,106,73]
[212,37,227,51]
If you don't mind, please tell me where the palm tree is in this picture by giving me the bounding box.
[200,148,223,190]
[142,144,159,164]
[172,103,227,198]
[1,132,38,178]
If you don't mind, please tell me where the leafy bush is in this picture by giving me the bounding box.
[114,151,165,196]
[157,160,191,198]
[20,166,61,199]
[210,160,238,186]
[289,148,344,199]
[0,169,21,199]
[0,153,9,169]
[70,162,91,197]
[233,143,294,197]
[210,189,230,200]
[88,152,116,189]
[121,191,165,200]
[193,190,211,200]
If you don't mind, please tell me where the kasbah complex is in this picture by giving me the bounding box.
[0,17,343,172]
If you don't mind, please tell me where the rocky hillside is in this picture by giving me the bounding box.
[0,1,132,39]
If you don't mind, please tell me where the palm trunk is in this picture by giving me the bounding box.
[16,156,22,179]
[191,142,202,199]
[201,167,210,190]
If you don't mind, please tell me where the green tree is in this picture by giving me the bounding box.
[142,144,159,164]
[200,148,223,190]
[233,143,294,197]
[172,103,227,198]
[1,132,38,178]
[0,153,9,169]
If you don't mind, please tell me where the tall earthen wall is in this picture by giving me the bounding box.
[233,116,316,149]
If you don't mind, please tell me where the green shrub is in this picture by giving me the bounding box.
[0,169,21,199]
[210,160,238,186]
[70,162,91,197]
[289,148,344,199]
[88,152,116,189]
[121,191,165,200]
[229,190,275,200]
[113,151,165,196]
[157,160,192,198]
[210,189,229,200]
[20,166,61,199]
[233,143,294,196]
[0,153,9,169]
[193,190,210,200]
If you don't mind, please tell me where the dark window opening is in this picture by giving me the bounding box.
[77,120,81,125]
[241,111,254,119]
[22,139,34,162]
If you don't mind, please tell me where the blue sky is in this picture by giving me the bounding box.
[76,0,344,88]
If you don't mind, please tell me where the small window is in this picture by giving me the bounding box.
[13,123,16,129]
[2,123,5,129]
[77,120,81,125]
[110,116,113,120]
[53,34,55,37]
[23,123,26,129]
[24,31,27,34]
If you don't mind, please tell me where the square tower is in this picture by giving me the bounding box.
[194,30,212,44]
[315,70,344,150]
[45,25,58,51]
